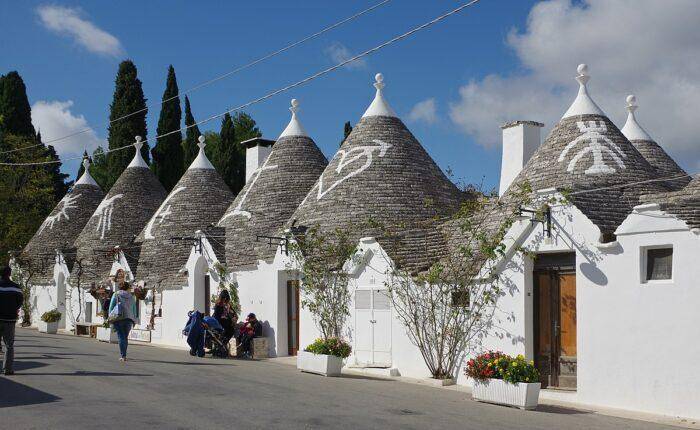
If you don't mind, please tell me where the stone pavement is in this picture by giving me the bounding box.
[0,329,685,430]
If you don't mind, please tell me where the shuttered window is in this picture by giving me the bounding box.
[645,247,673,281]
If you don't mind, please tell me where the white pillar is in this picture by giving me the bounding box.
[499,121,543,196]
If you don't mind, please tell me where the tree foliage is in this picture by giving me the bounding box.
[182,95,201,168]
[106,60,149,190]
[0,71,36,137]
[342,121,352,146]
[152,65,184,191]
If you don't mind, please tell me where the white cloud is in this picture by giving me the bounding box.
[449,0,700,169]
[36,5,125,57]
[32,100,104,159]
[408,98,438,124]
[324,42,367,70]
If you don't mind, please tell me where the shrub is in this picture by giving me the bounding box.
[304,337,352,358]
[41,309,62,323]
[465,351,540,384]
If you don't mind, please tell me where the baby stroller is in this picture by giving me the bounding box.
[183,311,231,358]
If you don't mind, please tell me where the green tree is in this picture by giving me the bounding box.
[106,60,149,190]
[151,65,183,191]
[182,95,201,168]
[43,143,70,199]
[0,134,56,265]
[342,121,352,146]
[0,71,36,137]
[90,146,109,189]
[232,112,261,142]
[213,113,245,193]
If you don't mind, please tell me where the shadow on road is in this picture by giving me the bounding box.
[129,358,235,367]
[15,370,153,377]
[340,374,395,382]
[0,378,60,408]
[534,404,592,415]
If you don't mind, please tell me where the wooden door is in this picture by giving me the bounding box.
[534,270,577,389]
[287,280,300,356]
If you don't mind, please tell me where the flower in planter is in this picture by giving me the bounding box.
[465,351,539,384]
[40,309,62,323]
[304,337,352,359]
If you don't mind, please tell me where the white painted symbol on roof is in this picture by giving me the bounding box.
[313,139,392,201]
[219,158,278,223]
[558,121,626,175]
[92,194,123,240]
[144,186,187,240]
[37,193,81,235]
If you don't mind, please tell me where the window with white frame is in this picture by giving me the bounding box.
[643,246,673,282]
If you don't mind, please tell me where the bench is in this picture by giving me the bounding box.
[230,337,269,359]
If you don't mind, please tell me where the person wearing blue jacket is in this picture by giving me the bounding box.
[108,269,138,363]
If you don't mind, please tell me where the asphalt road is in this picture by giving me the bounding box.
[0,328,680,430]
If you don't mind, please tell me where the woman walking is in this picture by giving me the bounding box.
[108,269,138,363]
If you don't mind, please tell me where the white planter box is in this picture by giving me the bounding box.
[38,321,58,334]
[472,378,541,410]
[297,351,343,377]
[97,326,119,343]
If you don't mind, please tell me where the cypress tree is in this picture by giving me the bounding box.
[44,143,70,199]
[181,95,201,168]
[215,113,246,194]
[152,65,183,191]
[106,60,149,190]
[0,71,36,137]
[232,112,261,142]
[342,121,352,145]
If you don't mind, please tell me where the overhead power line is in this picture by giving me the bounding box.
[0,0,392,156]
[1,0,483,167]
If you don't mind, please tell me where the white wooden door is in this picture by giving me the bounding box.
[354,289,392,367]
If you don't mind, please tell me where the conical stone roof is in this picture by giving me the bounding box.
[640,175,700,230]
[72,137,167,285]
[135,136,235,289]
[620,95,690,190]
[218,99,328,270]
[21,159,105,283]
[505,65,669,239]
[288,74,467,274]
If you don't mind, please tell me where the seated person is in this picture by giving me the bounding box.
[236,313,262,357]
[213,290,237,341]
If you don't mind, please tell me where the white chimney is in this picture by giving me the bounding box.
[499,121,543,196]
[241,137,275,182]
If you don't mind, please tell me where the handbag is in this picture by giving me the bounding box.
[108,293,125,323]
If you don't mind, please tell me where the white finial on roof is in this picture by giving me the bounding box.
[621,94,654,141]
[128,136,149,168]
[362,72,397,118]
[189,135,215,169]
[279,98,309,138]
[562,63,605,119]
[75,156,99,186]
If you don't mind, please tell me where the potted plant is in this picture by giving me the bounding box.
[96,320,118,343]
[466,351,541,410]
[297,337,351,377]
[38,309,62,334]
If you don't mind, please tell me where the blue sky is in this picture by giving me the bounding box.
[4,1,699,189]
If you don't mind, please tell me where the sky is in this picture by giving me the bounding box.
[2,0,699,190]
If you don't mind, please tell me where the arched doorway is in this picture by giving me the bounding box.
[192,256,210,315]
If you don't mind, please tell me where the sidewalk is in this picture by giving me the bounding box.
[267,356,699,430]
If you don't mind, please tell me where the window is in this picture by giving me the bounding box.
[644,247,673,282]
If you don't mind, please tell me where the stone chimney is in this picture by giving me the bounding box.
[241,137,275,182]
[499,121,543,196]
